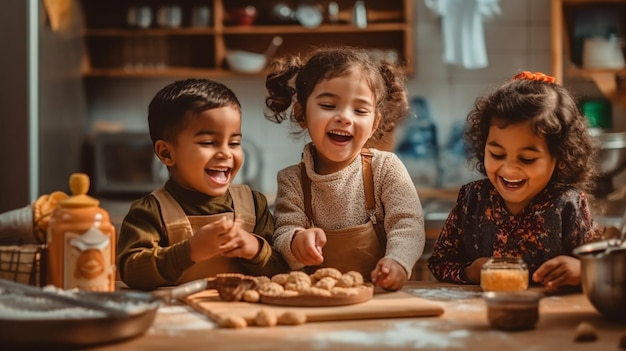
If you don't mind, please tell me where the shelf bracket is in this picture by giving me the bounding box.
[590,73,626,110]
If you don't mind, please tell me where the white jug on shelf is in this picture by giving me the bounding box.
[582,34,625,69]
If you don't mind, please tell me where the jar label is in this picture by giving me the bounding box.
[63,227,112,291]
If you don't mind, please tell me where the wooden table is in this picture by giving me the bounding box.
[89,282,625,351]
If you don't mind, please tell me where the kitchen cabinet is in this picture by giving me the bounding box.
[551,0,626,108]
[79,0,415,78]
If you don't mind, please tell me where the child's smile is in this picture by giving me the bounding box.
[303,71,377,175]
[327,129,353,144]
[163,106,243,197]
[205,166,232,185]
[484,120,557,215]
[500,176,526,188]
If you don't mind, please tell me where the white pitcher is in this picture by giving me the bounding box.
[582,34,625,69]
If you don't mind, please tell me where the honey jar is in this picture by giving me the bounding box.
[46,173,116,291]
[483,291,543,331]
[480,257,529,292]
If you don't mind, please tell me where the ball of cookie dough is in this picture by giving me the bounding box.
[284,271,312,291]
[313,267,342,280]
[242,289,260,303]
[285,281,311,291]
[288,271,312,284]
[256,308,278,327]
[278,311,307,325]
[314,276,337,290]
[217,314,248,329]
[257,281,285,296]
[574,321,597,342]
[254,276,271,284]
[336,271,364,288]
[271,273,290,285]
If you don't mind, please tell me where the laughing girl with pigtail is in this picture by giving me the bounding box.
[264,46,425,291]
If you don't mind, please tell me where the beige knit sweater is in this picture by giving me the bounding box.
[273,144,425,275]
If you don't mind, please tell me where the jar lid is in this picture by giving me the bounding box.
[482,256,528,270]
[58,173,99,208]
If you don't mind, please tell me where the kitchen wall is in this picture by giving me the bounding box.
[0,0,85,212]
[0,0,30,212]
[85,0,626,196]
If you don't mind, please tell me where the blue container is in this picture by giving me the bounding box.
[396,97,442,187]
[396,97,439,158]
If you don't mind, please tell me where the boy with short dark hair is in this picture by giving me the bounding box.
[117,78,287,290]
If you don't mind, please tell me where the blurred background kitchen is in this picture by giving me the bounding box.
[2,0,625,250]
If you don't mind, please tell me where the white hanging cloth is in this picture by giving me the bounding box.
[425,0,501,69]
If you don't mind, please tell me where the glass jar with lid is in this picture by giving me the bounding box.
[47,173,116,292]
[480,257,529,292]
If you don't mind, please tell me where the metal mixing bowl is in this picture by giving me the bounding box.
[595,131,626,178]
[573,240,626,322]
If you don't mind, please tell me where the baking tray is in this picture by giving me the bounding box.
[0,290,159,349]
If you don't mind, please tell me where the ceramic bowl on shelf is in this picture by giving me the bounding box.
[225,36,283,74]
[225,50,267,73]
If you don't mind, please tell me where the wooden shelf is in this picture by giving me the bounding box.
[558,0,624,3]
[80,0,415,78]
[84,68,226,78]
[551,0,626,108]
[566,67,626,77]
[85,29,217,36]
[222,23,408,34]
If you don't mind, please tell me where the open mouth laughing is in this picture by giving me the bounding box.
[327,130,353,143]
[500,176,526,189]
[206,167,231,185]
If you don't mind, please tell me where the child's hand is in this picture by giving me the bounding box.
[464,257,490,284]
[188,217,236,262]
[532,255,581,290]
[371,258,406,291]
[219,220,260,260]
[290,228,326,266]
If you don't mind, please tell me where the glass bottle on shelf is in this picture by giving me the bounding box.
[395,96,442,188]
[439,120,480,188]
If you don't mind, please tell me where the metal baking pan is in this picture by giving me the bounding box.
[0,290,159,348]
[0,278,209,348]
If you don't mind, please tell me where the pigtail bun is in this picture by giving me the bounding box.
[265,56,302,124]
[372,61,409,140]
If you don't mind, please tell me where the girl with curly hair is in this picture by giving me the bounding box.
[265,46,425,290]
[428,71,603,291]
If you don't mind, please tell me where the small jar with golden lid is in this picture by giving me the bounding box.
[480,257,529,292]
[46,173,116,291]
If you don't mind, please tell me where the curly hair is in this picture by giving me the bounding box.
[148,78,241,145]
[264,46,408,144]
[464,76,599,193]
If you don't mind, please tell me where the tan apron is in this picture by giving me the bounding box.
[301,149,385,280]
[152,185,256,284]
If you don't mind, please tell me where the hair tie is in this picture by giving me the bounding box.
[513,71,556,83]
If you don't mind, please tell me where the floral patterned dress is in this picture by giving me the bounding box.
[427,179,603,284]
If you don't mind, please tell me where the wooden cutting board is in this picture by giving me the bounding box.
[184,288,444,323]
